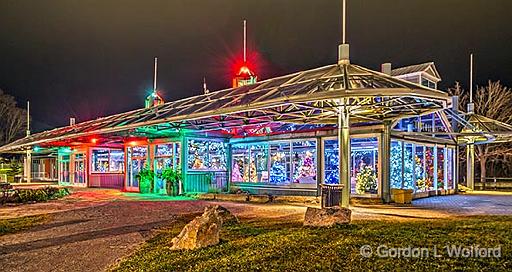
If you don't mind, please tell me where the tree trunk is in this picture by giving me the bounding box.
[480,157,487,190]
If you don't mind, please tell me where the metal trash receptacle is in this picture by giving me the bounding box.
[321,184,344,208]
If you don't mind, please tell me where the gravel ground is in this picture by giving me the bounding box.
[1,189,511,272]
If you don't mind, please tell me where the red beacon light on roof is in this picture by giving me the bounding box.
[233,64,257,88]
[232,19,258,88]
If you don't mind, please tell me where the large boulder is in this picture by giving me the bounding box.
[204,205,239,226]
[303,207,351,227]
[171,205,237,250]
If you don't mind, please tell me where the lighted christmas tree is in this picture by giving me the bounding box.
[425,147,434,189]
[243,161,257,182]
[231,161,243,182]
[415,154,428,192]
[390,142,415,189]
[293,151,316,183]
[270,160,287,183]
[325,152,339,184]
[437,150,445,189]
[355,165,377,194]
[403,147,414,189]
[390,142,403,188]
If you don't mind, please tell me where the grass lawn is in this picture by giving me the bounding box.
[0,214,49,236]
[112,215,512,271]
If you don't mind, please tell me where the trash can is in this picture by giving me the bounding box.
[320,184,344,208]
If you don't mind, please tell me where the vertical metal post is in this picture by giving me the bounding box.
[381,121,391,203]
[466,143,475,190]
[243,19,247,63]
[433,145,438,191]
[25,100,32,183]
[153,57,158,91]
[316,138,323,197]
[443,147,448,190]
[454,145,459,193]
[342,0,346,44]
[338,99,350,208]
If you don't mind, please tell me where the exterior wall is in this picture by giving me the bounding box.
[50,120,458,203]
[182,135,229,193]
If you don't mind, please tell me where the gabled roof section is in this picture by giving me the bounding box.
[460,113,512,144]
[0,62,451,153]
[391,62,441,81]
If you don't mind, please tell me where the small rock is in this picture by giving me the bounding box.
[171,205,237,250]
[303,207,351,227]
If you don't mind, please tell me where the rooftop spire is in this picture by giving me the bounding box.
[338,0,349,64]
[467,53,475,113]
[153,57,158,91]
[243,19,247,63]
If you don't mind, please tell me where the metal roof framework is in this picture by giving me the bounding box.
[0,63,452,153]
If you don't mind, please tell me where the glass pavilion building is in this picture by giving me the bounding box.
[0,60,461,203]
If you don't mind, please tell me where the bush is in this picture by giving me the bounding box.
[11,187,70,203]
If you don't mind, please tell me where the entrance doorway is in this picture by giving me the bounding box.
[153,142,181,194]
[126,145,148,192]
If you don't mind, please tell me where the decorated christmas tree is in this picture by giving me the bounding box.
[355,165,377,194]
[415,154,428,192]
[270,160,287,183]
[325,152,339,184]
[243,161,257,182]
[293,151,316,183]
[437,150,445,189]
[425,147,434,189]
[390,142,403,188]
[231,161,243,182]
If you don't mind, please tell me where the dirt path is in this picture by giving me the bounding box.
[0,192,306,272]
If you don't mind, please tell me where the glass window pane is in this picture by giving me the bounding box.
[292,141,317,184]
[92,149,109,173]
[188,139,209,170]
[109,149,125,172]
[352,138,378,194]
[188,139,226,171]
[270,142,291,184]
[251,143,269,182]
[403,143,414,189]
[156,143,173,157]
[447,148,454,189]
[231,144,249,182]
[324,139,339,184]
[437,147,445,189]
[132,146,147,158]
[390,140,403,189]
[209,141,227,171]
[415,145,427,192]
[425,146,435,190]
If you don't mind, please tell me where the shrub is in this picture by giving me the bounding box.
[10,187,70,203]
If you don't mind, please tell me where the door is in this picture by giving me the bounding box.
[73,153,87,186]
[59,155,70,184]
[153,142,181,194]
[126,146,148,192]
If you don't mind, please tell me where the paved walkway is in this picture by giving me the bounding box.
[0,189,511,272]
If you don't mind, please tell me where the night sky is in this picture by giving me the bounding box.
[1,0,511,131]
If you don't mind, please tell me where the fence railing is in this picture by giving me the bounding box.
[475,177,512,190]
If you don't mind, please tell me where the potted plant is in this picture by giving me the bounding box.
[160,168,182,196]
[136,167,155,194]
